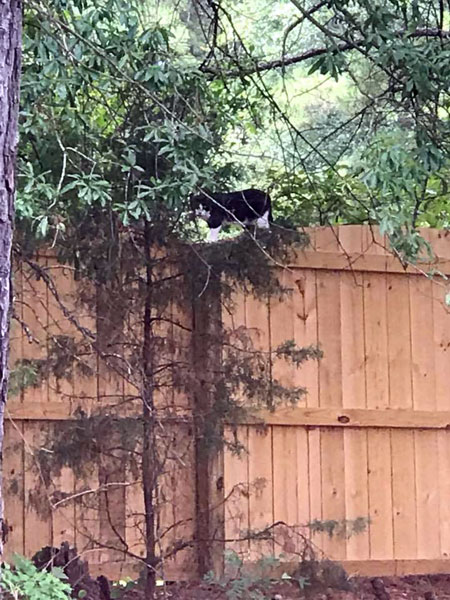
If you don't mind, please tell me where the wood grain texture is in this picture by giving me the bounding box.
[340,271,366,408]
[3,421,24,558]
[391,430,416,559]
[320,429,346,559]
[367,430,393,559]
[344,429,369,560]
[364,273,389,409]
[292,269,319,408]
[248,427,273,559]
[223,426,250,560]
[272,426,299,556]
[316,271,342,408]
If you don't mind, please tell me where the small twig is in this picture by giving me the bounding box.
[12,310,39,344]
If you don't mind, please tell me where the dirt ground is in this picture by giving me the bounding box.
[121,574,450,599]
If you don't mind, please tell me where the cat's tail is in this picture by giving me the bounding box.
[266,193,274,224]
[265,184,275,225]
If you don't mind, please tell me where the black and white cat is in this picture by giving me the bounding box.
[190,189,272,242]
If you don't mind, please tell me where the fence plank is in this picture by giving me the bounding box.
[415,430,440,559]
[248,427,273,559]
[46,262,75,405]
[430,229,450,259]
[387,276,412,408]
[316,271,342,407]
[308,429,323,551]
[340,272,365,408]
[125,476,145,562]
[367,430,393,559]
[432,279,450,411]
[251,406,450,429]
[364,273,389,409]
[344,429,369,560]
[3,421,25,558]
[410,277,436,410]
[338,225,363,256]
[315,226,340,253]
[391,430,416,559]
[270,269,294,394]
[438,431,450,558]
[21,258,49,405]
[74,464,101,566]
[272,426,298,556]
[23,422,52,557]
[292,269,319,408]
[52,467,75,548]
[320,429,346,559]
[295,428,310,537]
[223,427,250,561]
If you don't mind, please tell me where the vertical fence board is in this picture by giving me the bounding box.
[75,464,101,566]
[52,467,75,548]
[3,421,24,558]
[293,269,319,408]
[410,277,436,410]
[316,272,342,408]
[23,422,52,557]
[363,227,388,255]
[364,274,389,409]
[270,269,294,394]
[46,262,75,405]
[10,259,22,403]
[387,276,413,408]
[272,426,298,556]
[344,429,369,560]
[320,429,346,559]
[432,280,450,411]
[223,427,250,561]
[438,431,450,558]
[367,430,393,559]
[315,226,340,253]
[338,225,363,256]
[248,428,273,559]
[308,429,323,550]
[340,272,365,408]
[295,428,310,537]
[391,430,416,559]
[125,476,145,562]
[21,258,49,405]
[415,431,440,559]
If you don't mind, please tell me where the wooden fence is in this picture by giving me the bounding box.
[4,225,450,579]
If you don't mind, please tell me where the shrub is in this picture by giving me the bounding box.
[1,555,72,600]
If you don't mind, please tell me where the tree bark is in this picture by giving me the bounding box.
[0,0,22,559]
[142,222,157,599]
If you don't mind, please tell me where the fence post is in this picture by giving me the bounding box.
[192,281,225,577]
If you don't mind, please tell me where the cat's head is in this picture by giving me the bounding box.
[190,192,213,221]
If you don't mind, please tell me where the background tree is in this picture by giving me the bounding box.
[0,0,22,560]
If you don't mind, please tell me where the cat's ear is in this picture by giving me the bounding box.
[189,193,199,209]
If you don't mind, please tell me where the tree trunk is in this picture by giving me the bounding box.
[142,222,157,599]
[0,0,22,560]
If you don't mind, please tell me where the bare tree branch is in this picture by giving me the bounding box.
[202,28,450,77]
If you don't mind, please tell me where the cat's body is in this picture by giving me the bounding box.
[191,188,272,242]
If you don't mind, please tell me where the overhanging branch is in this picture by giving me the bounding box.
[202,28,450,77]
